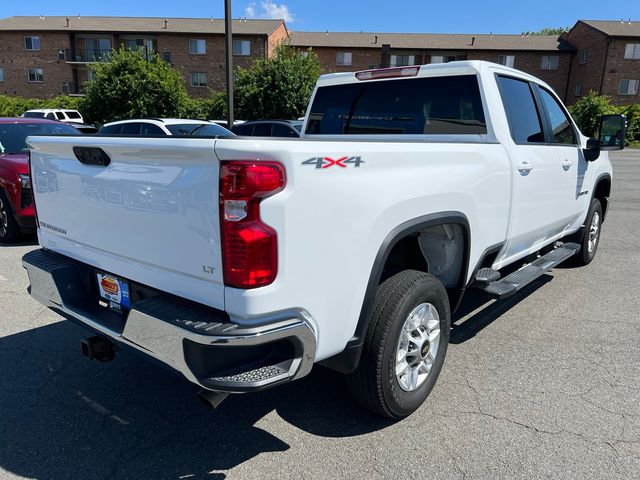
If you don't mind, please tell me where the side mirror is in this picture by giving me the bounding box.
[599,114,627,151]
[584,137,600,162]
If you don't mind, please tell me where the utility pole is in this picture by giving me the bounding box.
[224,0,234,127]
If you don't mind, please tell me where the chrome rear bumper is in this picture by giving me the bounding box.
[23,249,316,393]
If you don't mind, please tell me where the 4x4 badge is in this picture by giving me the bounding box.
[302,156,364,169]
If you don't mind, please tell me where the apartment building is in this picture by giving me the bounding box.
[564,20,640,105]
[290,31,575,99]
[0,16,638,105]
[0,16,288,97]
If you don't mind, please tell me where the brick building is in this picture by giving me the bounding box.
[564,20,640,105]
[0,16,288,97]
[290,31,575,99]
[0,16,638,106]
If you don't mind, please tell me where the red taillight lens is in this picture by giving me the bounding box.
[220,161,285,288]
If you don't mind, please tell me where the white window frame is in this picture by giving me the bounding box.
[430,55,445,64]
[336,51,353,66]
[190,72,207,88]
[541,55,559,70]
[189,39,206,55]
[618,79,639,96]
[0,67,4,82]
[27,67,43,83]
[498,55,516,68]
[574,81,583,97]
[24,36,41,51]
[233,40,251,56]
[390,54,416,67]
[579,49,589,64]
[624,43,640,60]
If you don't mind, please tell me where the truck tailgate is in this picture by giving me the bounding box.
[27,135,225,310]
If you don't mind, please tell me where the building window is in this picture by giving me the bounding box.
[189,39,206,55]
[431,55,445,63]
[624,43,640,60]
[0,67,4,82]
[27,68,44,83]
[579,49,589,64]
[233,40,251,56]
[618,79,639,96]
[430,54,461,64]
[24,36,41,51]
[540,55,559,70]
[162,52,172,64]
[336,52,352,66]
[498,55,515,68]
[299,50,310,58]
[190,72,207,87]
[574,81,583,97]
[390,55,416,67]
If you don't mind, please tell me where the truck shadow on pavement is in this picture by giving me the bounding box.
[0,320,393,480]
[0,276,552,480]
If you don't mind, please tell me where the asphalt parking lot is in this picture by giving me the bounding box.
[1,150,639,480]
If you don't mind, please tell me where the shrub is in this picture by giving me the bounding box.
[80,48,189,125]
[0,95,81,118]
[568,91,618,137]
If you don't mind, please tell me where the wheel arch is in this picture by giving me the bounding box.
[593,173,611,221]
[321,211,470,374]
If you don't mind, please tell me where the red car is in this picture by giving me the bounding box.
[0,118,79,242]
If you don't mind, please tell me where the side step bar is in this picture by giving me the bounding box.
[483,243,580,299]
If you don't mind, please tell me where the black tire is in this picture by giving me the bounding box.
[347,270,451,419]
[0,189,20,244]
[571,198,603,267]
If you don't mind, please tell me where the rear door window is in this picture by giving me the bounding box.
[306,75,486,135]
[496,76,544,144]
[272,124,299,137]
[121,123,142,135]
[253,123,272,136]
[140,123,165,135]
[232,124,254,135]
[99,124,123,135]
[55,112,66,120]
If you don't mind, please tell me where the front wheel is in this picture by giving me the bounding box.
[571,198,603,266]
[347,270,451,419]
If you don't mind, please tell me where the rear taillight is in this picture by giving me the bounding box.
[219,161,285,289]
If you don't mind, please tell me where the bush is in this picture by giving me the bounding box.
[235,44,321,120]
[620,103,640,145]
[568,91,618,137]
[183,92,227,120]
[80,48,189,125]
[0,95,81,118]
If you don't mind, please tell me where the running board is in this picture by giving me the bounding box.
[483,243,580,299]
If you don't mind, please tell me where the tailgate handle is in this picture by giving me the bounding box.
[73,147,111,167]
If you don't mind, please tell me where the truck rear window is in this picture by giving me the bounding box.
[306,75,486,136]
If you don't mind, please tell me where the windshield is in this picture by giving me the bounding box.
[0,123,79,154]
[22,112,46,118]
[166,123,233,136]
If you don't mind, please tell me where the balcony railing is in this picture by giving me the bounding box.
[65,48,113,63]
[61,81,85,95]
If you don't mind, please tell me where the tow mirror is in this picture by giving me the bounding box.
[599,114,626,151]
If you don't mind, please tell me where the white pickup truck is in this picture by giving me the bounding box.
[23,61,625,419]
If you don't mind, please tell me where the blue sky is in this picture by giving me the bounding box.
[4,0,640,34]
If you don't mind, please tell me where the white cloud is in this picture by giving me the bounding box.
[245,2,294,23]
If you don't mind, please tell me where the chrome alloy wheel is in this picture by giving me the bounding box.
[0,197,8,238]
[395,302,441,392]
[587,211,601,254]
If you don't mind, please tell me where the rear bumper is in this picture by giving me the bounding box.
[22,249,316,393]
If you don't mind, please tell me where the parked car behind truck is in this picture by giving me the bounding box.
[23,61,623,418]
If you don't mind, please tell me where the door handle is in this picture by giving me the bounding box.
[517,162,533,174]
[561,159,573,170]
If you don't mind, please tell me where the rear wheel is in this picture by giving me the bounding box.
[571,198,603,266]
[347,270,451,419]
[0,190,19,244]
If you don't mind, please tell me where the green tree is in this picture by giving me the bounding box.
[235,44,321,120]
[522,27,569,36]
[568,91,619,137]
[80,48,189,124]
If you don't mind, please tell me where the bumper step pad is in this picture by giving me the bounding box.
[483,243,580,299]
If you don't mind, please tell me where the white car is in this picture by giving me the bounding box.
[98,118,233,136]
[22,109,84,124]
[24,61,623,419]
